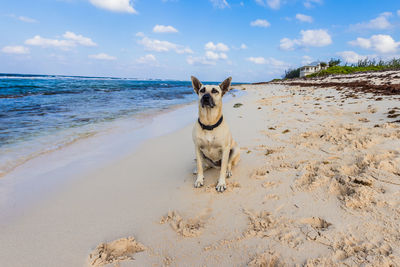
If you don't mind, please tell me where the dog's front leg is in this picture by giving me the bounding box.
[194,146,204,188]
[216,147,230,192]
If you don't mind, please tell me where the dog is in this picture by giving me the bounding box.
[191,76,240,192]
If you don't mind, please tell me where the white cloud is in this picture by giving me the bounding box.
[136,54,157,64]
[179,48,194,54]
[397,10,400,16]
[210,0,229,8]
[266,0,280,9]
[187,43,229,65]
[89,0,137,14]
[8,14,38,23]
[279,38,298,51]
[139,37,175,52]
[255,0,281,9]
[25,35,75,49]
[301,55,313,65]
[88,53,116,60]
[186,56,216,65]
[204,42,229,52]
[296,13,313,23]
[280,29,332,50]
[136,32,145,37]
[304,0,322,8]
[301,29,331,46]
[349,34,399,53]
[138,36,192,54]
[63,31,97,46]
[247,56,287,68]
[2,45,30,54]
[380,12,392,17]
[350,12,392,30]
[205,51,227,60]
[336,51,368,64]
[17,16,37,23]
[153,25,178,33]
[349,38,371,49]
[25,32,96,50]
[247,56,267,64]
[231,43,247,50]
[250,19,271,28]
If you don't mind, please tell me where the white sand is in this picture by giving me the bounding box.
[0,81,399,266]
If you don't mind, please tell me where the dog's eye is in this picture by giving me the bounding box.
[211,88,219,94]
[200,88,205,93]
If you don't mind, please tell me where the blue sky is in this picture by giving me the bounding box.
[1,0,400,82]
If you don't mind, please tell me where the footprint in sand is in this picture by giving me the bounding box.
[251,168,269,179]
[243,210,276,238]
[262,181,280,188]
[300,217,331,229]
[160,211,206,238]
[263,194,279,204]
[243,209,302,248]
[88,237,146,266]
[202,181,241,193]
[358,117,370,122]
[248,251,285,267]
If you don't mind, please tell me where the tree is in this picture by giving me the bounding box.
[283,68,300,79]
[329,58,341,67]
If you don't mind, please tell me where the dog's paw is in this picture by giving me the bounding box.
[192,167,197,175]
[226,170,232,178]
[215,181,227,192]
[194,178,204,188]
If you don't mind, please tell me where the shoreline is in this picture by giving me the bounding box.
[0,101,195,178]
[0,81,399,266]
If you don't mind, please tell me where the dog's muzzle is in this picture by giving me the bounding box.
[201,93,215,108]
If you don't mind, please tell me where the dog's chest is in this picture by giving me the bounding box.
[198,132,222,160]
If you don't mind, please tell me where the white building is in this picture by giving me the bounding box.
[299,62,327,77]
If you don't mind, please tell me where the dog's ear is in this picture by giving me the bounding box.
[191,76,203,94]
[219,77,232,96]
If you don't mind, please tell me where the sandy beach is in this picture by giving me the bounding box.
[1,72,400,266]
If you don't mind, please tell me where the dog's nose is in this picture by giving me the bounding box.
[201,93,214,108]
[202,93,211,100]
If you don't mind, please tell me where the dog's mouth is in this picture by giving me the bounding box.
[201,94,215,108]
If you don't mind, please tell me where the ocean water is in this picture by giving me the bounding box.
[0,73,238,176]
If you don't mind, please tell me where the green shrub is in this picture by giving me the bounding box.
[306,57,400,78]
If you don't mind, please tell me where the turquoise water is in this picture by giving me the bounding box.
[0,74,198,146]
[0,73,240,176]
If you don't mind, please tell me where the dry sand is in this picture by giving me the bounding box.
[0,72,399,266]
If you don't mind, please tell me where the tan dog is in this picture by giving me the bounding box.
[191,76,240,192]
